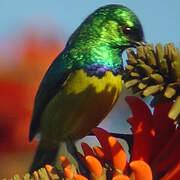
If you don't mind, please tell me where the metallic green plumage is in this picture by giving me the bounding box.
[29,4,145,173]
[66,4,144,69]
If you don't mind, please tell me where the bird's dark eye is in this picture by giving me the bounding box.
[122,27,133,35]
[122,26,144,42]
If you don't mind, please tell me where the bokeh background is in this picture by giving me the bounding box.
[0,0,179,178]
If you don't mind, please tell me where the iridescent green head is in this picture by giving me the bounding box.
[67,4,145,51]
[65,4,145,69]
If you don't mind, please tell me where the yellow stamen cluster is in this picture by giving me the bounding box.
[123,43,180,122]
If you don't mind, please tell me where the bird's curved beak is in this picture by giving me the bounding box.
[132,40,147,47]
[119,40,147,53]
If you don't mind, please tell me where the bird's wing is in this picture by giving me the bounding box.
[29,55,73,141]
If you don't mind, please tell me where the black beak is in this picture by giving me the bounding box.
[132,40,147,47]
[118,40,147,53]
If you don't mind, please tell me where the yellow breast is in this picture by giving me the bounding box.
[40,69,123,142]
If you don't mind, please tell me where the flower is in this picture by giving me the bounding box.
[59,96,180,180]
[0,29,63,154]
[0,29,63,178]
[123,43,180,122]
[7,96,179,179]
[125,96,180,179]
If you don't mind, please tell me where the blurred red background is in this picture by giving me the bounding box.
[0,28,64,178]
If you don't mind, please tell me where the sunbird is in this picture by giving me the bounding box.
[29,4,145,172]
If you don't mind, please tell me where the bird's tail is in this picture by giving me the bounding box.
[29,140,60,174]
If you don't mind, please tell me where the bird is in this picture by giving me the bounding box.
[29,4,145,173]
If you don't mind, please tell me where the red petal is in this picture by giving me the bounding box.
[151,126,180,175]
[151,102,175,158]
[81,142,95,157]
[161,160,180,180]
[127,117,134,133]
[60,156,71,169]
[130,160,153,180]
[108,136,127,172]
[125,96,154,162]
[92,127,112,161]
[77,152,88,169]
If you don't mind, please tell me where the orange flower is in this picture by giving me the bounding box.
[60,96,180,179]
[0,29,64,178]
[125,96,180,179]
[91,127,153,180]
[0,29,63,154]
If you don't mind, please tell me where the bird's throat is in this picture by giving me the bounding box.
[65,42,123,74]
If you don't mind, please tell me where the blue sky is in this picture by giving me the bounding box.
[0,0,179,134]
[0,0,180,45]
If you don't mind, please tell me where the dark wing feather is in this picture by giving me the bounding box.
[29,54,72,141]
